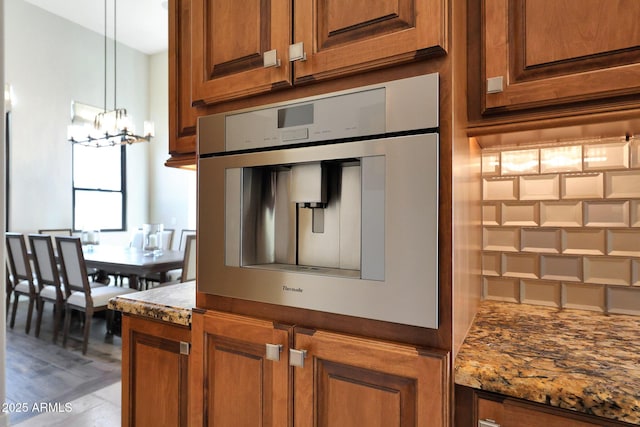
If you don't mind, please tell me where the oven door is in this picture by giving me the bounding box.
[198,132,439,329]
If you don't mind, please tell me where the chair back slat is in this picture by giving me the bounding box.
[29,234,64,300]
[55,236,89,298]
[38,228,73,247]
[6,232,33,282]
[129,230,144,249]
[181,234,197,282]
[30,235,56,282]
[162,229,174,251]
[38,228,72,236]
[179,229,196,251]
[6,261,14,291]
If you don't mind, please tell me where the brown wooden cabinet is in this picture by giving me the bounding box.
[455,386,634,427]
[190,309,450,426]
[167,0,198,167]
[190,0,447,106]
[190,0,293,106]
[167,0,448,166]
[293,328,450,427]
[290,0,447,85]
[121,314,191,427]
[469,0,640,120]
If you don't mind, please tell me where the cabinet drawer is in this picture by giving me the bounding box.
[475,393,628,427]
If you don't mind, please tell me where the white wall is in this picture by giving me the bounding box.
[148,51,197,248]
[4,0,195,246]
[0,0,9,424]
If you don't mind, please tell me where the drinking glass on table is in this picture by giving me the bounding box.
[81,229,100,252]
[143,223,163,256]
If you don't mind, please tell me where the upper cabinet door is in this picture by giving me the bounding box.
[168,0,198,161]
[191,0,292,105]
[480,0,640,114]
[292,0,447,84]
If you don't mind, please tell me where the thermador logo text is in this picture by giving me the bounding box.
[282,285,303,293]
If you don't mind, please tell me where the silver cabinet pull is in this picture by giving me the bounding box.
[289,349,307,367]
[263,49,281,68]
[180,341,190,355]
[486,76,504,94]
[478,419,500,427]
[289,42,307,62]
[265,343,283,361]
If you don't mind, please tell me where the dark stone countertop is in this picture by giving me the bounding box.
[455,300,640,425]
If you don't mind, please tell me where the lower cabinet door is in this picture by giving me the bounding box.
[189,310,291,426]
[293,329,451,427]
[190,310,450,426]
[121,315,191,427]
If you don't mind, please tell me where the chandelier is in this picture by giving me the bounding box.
[67,0,154,147]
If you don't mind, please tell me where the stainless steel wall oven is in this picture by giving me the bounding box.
[198,73,440,328]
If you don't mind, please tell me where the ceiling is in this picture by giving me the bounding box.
[22,0,168,55]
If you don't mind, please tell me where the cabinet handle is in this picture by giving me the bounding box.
[265,343,283,361]
[263,49,281,68]
[180,341,190,356]
[478,419,500,427]
[289,42,307,62]
[486,76,504,94]
[289,348,307,367]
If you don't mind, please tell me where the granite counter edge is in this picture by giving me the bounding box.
[108,296,192,327]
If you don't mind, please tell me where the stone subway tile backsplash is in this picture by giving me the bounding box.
[482,137,640,315]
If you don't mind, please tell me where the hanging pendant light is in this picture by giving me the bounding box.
[67,0,154,147]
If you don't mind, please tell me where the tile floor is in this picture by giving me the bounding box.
[6,297,123,426]
[13,382,121,427]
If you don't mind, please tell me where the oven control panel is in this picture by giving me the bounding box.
[197,73,439,155]
[224,88,385,152]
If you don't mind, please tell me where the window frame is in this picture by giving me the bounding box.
[72,144,127,232]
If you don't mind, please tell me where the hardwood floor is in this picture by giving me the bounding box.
[5,297,122,425]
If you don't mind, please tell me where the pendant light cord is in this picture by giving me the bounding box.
[113,0,117,110]
[103,0,107,113]
[102,0,117,112]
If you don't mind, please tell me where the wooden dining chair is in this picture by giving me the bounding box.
[6,261,14,319]
[38,227,105,281]
[129,229,144,249]
[55,236,136,355]
[37,228,73,251]
[6,232,39,334]
[29,234,66,342]
[178,229,196,251]
[140,228,176,288]
[153,234,197,287]
[181,234,197,282]
[162,229,175,251]
[38,228,72,239]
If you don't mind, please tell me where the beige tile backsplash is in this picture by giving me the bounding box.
[583,201,629,227]
[561,173,604,199]
[502,202,539,226]
[521,228,560,253]
[562,229,605,255]
[540,201,582,227]
[519,175,559,200]
[584,141,629,170]
[482,137,640,315]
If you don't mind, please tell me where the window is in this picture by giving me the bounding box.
[72,144,126,231]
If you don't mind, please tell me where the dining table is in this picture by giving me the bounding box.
[83,245,184,289]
